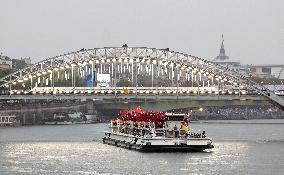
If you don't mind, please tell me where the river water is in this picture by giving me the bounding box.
[0,120,284,175]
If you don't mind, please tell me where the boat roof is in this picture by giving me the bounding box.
[164,112,185,117]
[0,115,16,118]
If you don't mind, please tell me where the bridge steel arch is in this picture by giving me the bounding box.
[0,47,283,110]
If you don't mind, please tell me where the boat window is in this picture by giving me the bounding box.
[167,116,185,121]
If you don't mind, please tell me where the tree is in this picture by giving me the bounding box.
[0,69,12,78]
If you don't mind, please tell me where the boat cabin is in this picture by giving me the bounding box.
[163,112,189,138]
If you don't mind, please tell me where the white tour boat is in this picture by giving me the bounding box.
[44,113,75,125]
[103,109,214,152]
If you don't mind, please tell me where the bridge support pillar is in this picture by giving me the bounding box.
[32,113,36,125]
[86,100,97,114]
[22,114,26,126]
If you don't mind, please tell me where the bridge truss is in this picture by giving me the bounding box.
[0,47,283,110]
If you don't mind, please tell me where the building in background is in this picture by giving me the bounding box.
[249,65,284,79]
[212,35,248,75]
[21,57,32,65]
[212,35,283,82]
[12,57,32,70]
[250,66,272,78]
[0,53,12,70]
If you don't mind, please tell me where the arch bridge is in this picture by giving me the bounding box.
[0,47,283,111]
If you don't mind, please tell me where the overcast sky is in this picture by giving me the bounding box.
[0,0,283,65]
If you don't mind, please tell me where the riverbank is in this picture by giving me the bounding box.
[191,119,284,124]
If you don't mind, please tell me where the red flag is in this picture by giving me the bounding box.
[135,107,142,115]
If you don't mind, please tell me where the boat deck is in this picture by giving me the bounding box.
[103,132,214,152]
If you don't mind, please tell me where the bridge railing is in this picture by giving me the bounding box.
[6,86,254,96]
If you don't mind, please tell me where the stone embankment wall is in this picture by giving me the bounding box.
[0,101,96,125]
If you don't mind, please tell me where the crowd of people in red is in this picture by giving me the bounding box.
[118,107,167,128]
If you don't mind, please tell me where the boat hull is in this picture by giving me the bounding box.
[44,121,76,125]
[103,132,214,152]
